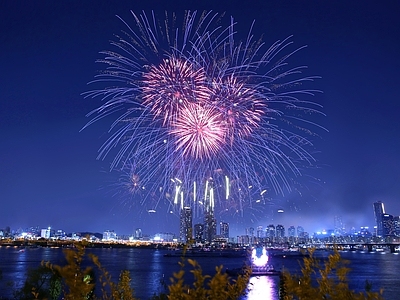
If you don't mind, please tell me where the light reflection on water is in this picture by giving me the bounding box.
[245,275,279,300]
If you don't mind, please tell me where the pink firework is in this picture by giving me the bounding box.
[142,57,210,125]
[170,103,226,160]
[211,75,265,142]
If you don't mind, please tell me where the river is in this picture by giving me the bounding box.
[0,246,398,299]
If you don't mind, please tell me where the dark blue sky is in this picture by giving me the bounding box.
[1,1,400,236]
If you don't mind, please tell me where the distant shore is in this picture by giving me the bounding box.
[0,239,176,249]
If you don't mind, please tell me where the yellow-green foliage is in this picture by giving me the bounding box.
[281,248,384,300]
[44,242,96,299]
[43,242,137,300]
[167,258,250,300]
[28,242,249,300]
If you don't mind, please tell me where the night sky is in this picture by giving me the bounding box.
[1,1,400,237]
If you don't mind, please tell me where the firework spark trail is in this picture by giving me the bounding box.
[84,10,324,220]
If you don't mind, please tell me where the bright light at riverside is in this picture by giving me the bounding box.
[252,247,269,267]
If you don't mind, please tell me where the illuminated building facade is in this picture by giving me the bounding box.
[266,224,275,239]
[297,226,305,237]
[288,226,295,237]
[334,215,345,235]
[256,226,264,238]
[204,211,216,243]
[373,201,385,237]
[220,222,229,238]
[103,230,117,241]
[276,225,285,238]
[394,216,400,236]
[179,206,193,243]
[382,214,395,237]
[194,223,204,242]
[135,228,143,239]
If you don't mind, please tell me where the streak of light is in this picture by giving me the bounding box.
[225,175,229,200]
[174,185,181,204]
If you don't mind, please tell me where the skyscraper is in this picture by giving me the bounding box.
[266,224,275,239]
[276,225,285,238]
[204,210,216,243]
[297,226,305,237]
[373,201,385,237]
[334,216,344,235]
[194,223,204,243]
[382,214,395,237]
[220,222,229,239]
[179,207,192,243]
[288,225,295,243]
[256,226,264,239]
[247,227,255,237]
[135,228,142,239]
[288,226,295,237]
[394,216,400,236]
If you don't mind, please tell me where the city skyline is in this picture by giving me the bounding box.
[1,1,400,235]
[0,200,388,238]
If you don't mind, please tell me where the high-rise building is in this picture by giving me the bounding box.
[394,216,400,236]
[103,230,117,241]
[276,225,285,238]
[194,223,204,242]
[297,226,305,237]
[179,207,193,243]
[246,227,255,237]
[288,226,295,237]
[55,229,66,239]
[373,201,385,237]
[256,226,264,238]
[204,210,216,243]
[41,227,51,239]
[266,224,275,238]
[220,222,229,238]
[334,216,344,235]
[135,228,143,239]
[382,214,395,237]
[287,225,295,243]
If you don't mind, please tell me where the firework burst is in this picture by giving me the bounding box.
[142,57,210,125]
[210,75,265,141]
[84,10,324,222]
[170,103,226,160]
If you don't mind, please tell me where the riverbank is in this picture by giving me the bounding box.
[0,239,175,249]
